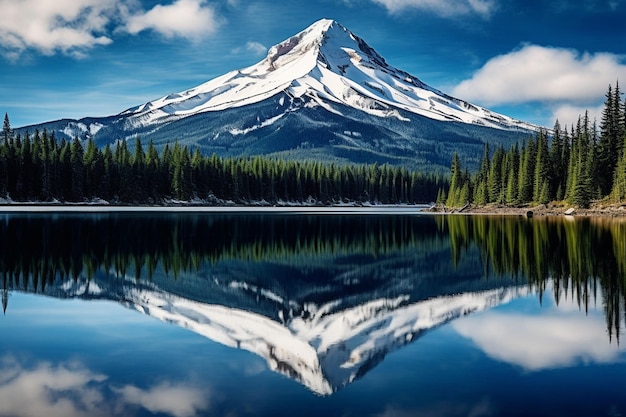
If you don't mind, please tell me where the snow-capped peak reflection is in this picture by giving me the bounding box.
[120,283,526,395]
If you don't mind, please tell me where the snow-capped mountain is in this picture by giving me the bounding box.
[122,19,533,130]
[19,19,540,171]
[6,263,527,395]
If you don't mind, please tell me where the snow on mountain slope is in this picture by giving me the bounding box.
[48,275,527,395]
[121,19,537,132]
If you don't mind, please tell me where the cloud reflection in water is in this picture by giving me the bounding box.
[453,296,625,371]
[0,356,210,417]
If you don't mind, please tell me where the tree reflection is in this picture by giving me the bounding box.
[1,213,625,341]
[0,213,444,286]
[441,215,626,342]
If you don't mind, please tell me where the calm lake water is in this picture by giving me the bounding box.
[1,212,625,417]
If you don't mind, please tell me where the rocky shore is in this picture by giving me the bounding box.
[432,202,626,217]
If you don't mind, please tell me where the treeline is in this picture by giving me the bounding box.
[444,83,626,208]
[0,115,444,204]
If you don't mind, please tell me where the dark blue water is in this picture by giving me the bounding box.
[0,213,625,417]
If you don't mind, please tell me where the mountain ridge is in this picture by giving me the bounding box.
[17,19,540,171]
[118,18,537,131]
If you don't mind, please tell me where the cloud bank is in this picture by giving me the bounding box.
[453,308,623,371]
[0,0,221,58]
[452,44,626,126]
[0,356,210,417]
[0,0,116,57]
[370,0,496,18]
[124,0,221,40]
[453,45,626,104]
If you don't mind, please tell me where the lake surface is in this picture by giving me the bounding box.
[1,212,625,417]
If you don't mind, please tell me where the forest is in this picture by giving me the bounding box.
[0,114,445,205]
[444,83,626,208]
[4,83,625,208]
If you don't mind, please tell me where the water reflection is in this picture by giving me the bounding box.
[1,213,625,399]
[454,293,622,371]
[0,356,210,417]
[441,215,626,342]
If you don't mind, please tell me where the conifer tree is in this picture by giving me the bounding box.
[504,144,520,204]
[549,121,567,201]
[2,113,12,145]
[518,137,536,203]
[473,144,490,205]
[70,137,84,201]
[446,152,466,207]
[487,145,504,204]
[533,130,550,203]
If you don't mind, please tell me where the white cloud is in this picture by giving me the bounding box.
[124,0,221,40]
[453,307,624,371]
[370,0,496,18]
[0,0,117,57]
[0,357,108,417]
[0,356,211,417]
[245,41,267,56]
[0,0,223,58]
[232,41,267,56]
[114,382,210,417]
[551,103,605,129]
[452,45,626,105]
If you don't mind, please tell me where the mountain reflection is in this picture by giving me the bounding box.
[1,213,625,394]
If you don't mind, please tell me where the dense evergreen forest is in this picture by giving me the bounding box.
[0,114,445,205]
[444,83,626,208]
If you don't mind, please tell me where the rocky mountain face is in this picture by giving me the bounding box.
[18,19,538,171]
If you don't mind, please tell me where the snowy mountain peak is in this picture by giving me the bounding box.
[27,19,540,172]
[263,18,337,70]
[122,18,537,133]
[262,19,388,76]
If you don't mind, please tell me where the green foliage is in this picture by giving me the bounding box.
[0,129,444,204]
[445,153,470,207]
[442,83,626,208]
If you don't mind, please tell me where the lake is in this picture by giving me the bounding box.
[1,211,625,417]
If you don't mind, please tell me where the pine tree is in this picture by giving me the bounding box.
[549,120,566,201]
[533,130,550,203]
[446,153,465,207]
[487,146,504,204]
[597,83,624,195]
[69,137,84,201]
[473,144,490,205]
[132,137,147,202]
[2,113,12,144]
[611,136,626,201]
[568,113,594,208]
[0,115,13,197]
[518,137,536,203]
[145,139,160,201]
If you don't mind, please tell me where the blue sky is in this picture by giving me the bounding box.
[1,0,625,129]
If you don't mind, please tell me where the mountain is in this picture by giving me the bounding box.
[8,269,526,395]
[18,19,540,171]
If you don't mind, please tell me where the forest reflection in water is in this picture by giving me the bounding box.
[1,212,625,342]
[1,210,626,417]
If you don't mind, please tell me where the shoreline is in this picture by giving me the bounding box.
[0,203,433,214]
[0,202,623,217]
[434,202,626,217]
